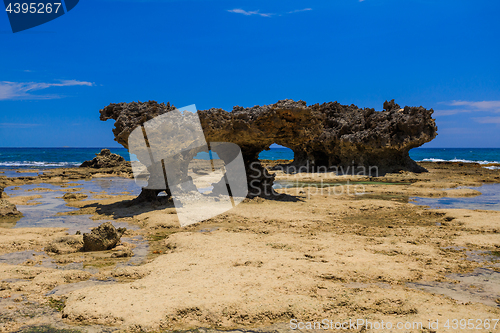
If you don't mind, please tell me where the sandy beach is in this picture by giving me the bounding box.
[4,0,500,330]
[0,161,499,332]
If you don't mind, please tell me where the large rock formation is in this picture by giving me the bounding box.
[80,149,127,169]
[100,99,437,199]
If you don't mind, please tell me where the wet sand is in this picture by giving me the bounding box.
[0,162,499,332]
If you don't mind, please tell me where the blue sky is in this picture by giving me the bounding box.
[1,0,499,148]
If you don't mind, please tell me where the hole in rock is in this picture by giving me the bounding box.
[258,144,294,162]
[188,150,226,194]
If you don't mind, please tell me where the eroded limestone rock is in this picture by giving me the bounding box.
[0,186,22,218]
[45,235,84,254]
[83,222,126,252]
[80,149,127,169]
[0,199,21,218]
[99,99,437,199]
[62,192,88,201]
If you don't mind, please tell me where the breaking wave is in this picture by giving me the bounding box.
[418,158,500,165]
[0,161,80,167]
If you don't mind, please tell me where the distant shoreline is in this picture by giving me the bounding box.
[1,147,500,169]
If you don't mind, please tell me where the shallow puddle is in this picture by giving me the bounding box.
[408,268,500,308]
[13,326,85,333]
[117,236,149,267]
[0,241,149,270]
[3,181,138,233]
[71,177,142,198]
[407,248,500,308]
[0,179,149,270]
[0,169,42,178]
[0,250,46,266]
[0,250,97,272]
[411,183,500,211]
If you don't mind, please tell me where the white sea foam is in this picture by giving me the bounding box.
[0,161,80,167]
[419,158,500,165]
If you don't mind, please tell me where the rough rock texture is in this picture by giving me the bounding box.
[100,99,437,199]
[45,235,84,254]
[80,149,127,168]
[62,192,88,201]
[0,186,22,218]
[0,199,21,218]
[83,222,126,252]
[284,99,437,175]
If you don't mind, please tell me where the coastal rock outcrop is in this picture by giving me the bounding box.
[83,222,126,252]
[0,199,21,218]
[0,186,22,218]
[62,192,88,201]
[100,99,437,199]
[80,149,127,169]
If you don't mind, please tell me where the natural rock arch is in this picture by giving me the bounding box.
[257,144,295,163]
[99,99,437,200]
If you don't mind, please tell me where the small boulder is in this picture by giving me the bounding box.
[83,222,126,252]
[80,149,126,168]
[111,249,133,258]
[62,192,88,201]
[111,244,134,258]
[45,235,84,254]
[0,198,21,218]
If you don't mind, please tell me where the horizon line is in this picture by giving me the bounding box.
[1,147,500,149]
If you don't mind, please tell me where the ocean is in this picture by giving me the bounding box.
[0,148,129,168]
[0,147,499,169]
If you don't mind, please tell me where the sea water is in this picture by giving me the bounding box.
[1,147,500,168]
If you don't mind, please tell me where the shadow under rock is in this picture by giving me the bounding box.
[82,196,176,219]
[84,190,302,220]
[256,192,304,202]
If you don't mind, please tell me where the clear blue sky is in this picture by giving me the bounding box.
[1,0,499,148]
